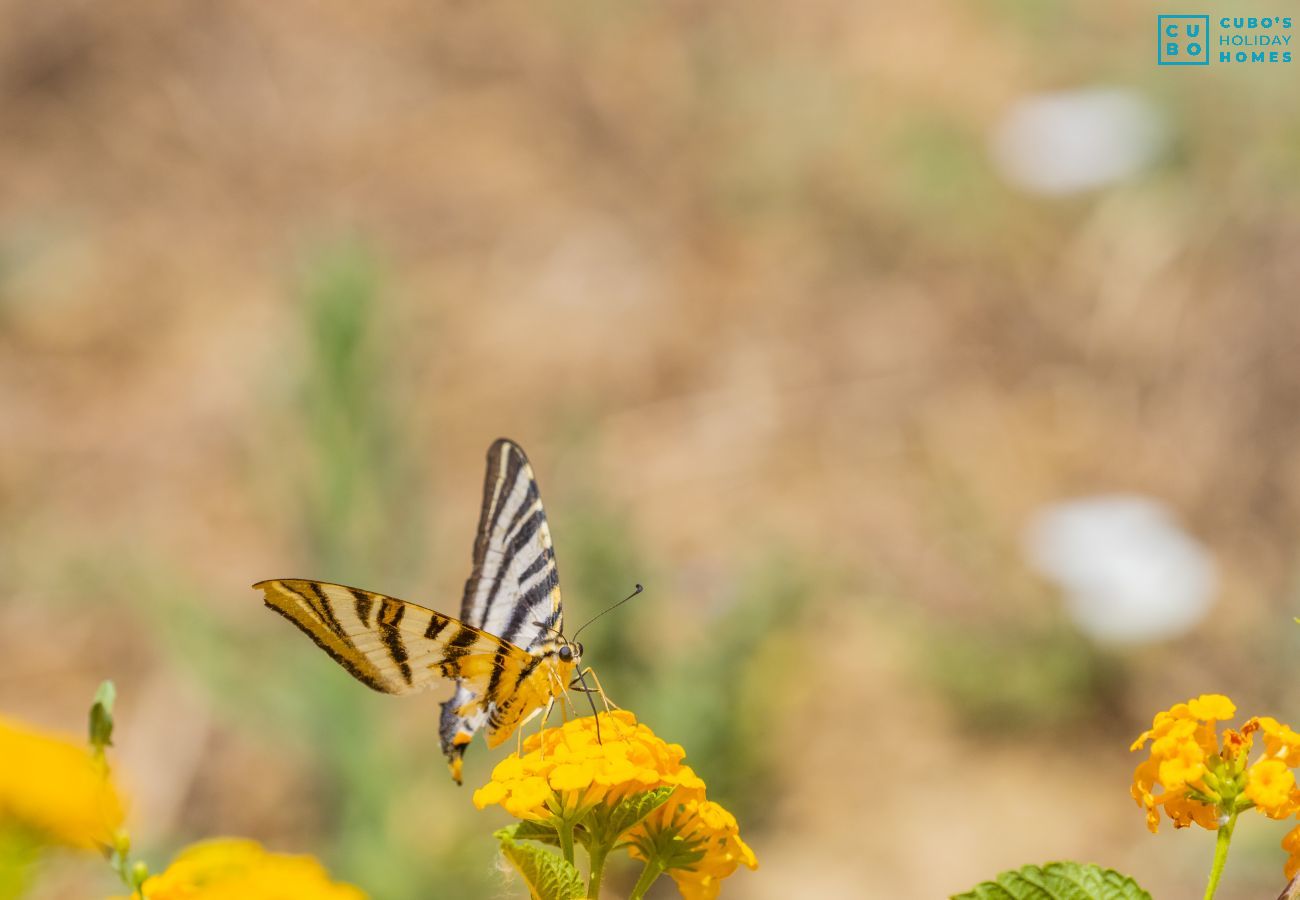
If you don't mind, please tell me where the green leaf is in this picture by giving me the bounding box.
[495,827,585,900]
[512,819,562,846]
[603,786,677,840]
[88,680,116,753]
[951,862,1152,900]
[579,785,677,853]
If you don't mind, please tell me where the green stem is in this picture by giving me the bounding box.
[558,820,576,867]
[628,859,664,900]
[1203,810,1238,900]
[0,830,36,900]
[587,842,609,899]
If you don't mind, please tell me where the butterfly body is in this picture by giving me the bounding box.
[256,439,578,783]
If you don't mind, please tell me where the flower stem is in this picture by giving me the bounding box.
[587,843,609,899]
[0,825,38,900]
[558,820,576,867]
[629,859,664,900]
[1203,810,1238,900]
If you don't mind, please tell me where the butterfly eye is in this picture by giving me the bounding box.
[558,645,573,662]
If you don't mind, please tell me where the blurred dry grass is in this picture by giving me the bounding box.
[3,1,1300,897]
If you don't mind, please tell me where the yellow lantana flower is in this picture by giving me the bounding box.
[1131,694,1254,833]
[473,711,705,821]
[627,793,758,900]
[1284,822,1300,880]
[1258,717,1300,767]
[0,714,124,849]
[1246,759,1296,816]
[1132,694,1300,884]
[476,711,756,899]
[134,838,365,900]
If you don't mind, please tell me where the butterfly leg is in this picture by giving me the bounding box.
[529,697,555,758]
[565,666,613,744]
[539,696,555,731]
[556,670,580,721]
[569,666,619,712]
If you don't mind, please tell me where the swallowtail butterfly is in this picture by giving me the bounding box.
[255,438,580,783]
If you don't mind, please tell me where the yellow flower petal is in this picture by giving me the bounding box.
[1246,759,1298,818]
[0,714,124,850]
[472,781,507,810]
[548,763,594,793]
[1284,824,1300,881]
[138,838,365,900]
[1257,717,1300,767]
[1187,694,1235,721]
[503,776,553,819]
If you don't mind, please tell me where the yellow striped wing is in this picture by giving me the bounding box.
[255,578,535,697]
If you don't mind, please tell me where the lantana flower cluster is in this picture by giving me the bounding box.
[1131,694,1300,878]
[133,838,366,900]
[474,710,757,899]
[626,792,758,900]
[0,686,363,900]
[473,710,704,817]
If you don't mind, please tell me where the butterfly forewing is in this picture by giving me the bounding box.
[459,439,563,648]
[441,439,564,770]
[257,579,529,696]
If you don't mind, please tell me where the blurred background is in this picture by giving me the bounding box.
[2,2,1298,897]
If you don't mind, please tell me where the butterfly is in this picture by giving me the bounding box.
[255,438,587,784]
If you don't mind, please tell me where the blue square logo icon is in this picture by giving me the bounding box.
[1158,15,1211,65]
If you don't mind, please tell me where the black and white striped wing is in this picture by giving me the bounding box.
[440,438,562,773]
[459,438,563,648]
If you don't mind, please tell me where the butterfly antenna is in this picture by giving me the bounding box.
[571,583,644,643]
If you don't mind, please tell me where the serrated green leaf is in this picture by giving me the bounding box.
[579,785,677,855]
[512,819,562,846]
[505,817,593,852]
[951,862,1152,900]
[495,827,585,900]
[88,680,116,753]
[605,786,677,838]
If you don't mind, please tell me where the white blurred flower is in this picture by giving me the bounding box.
[990,88,1164,195]
[1025,495,1216,643]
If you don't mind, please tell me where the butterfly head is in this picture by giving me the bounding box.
[557,640,583,664]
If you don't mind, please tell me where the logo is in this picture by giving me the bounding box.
[1157,14,1294,65]
[1158,15,1210,65]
